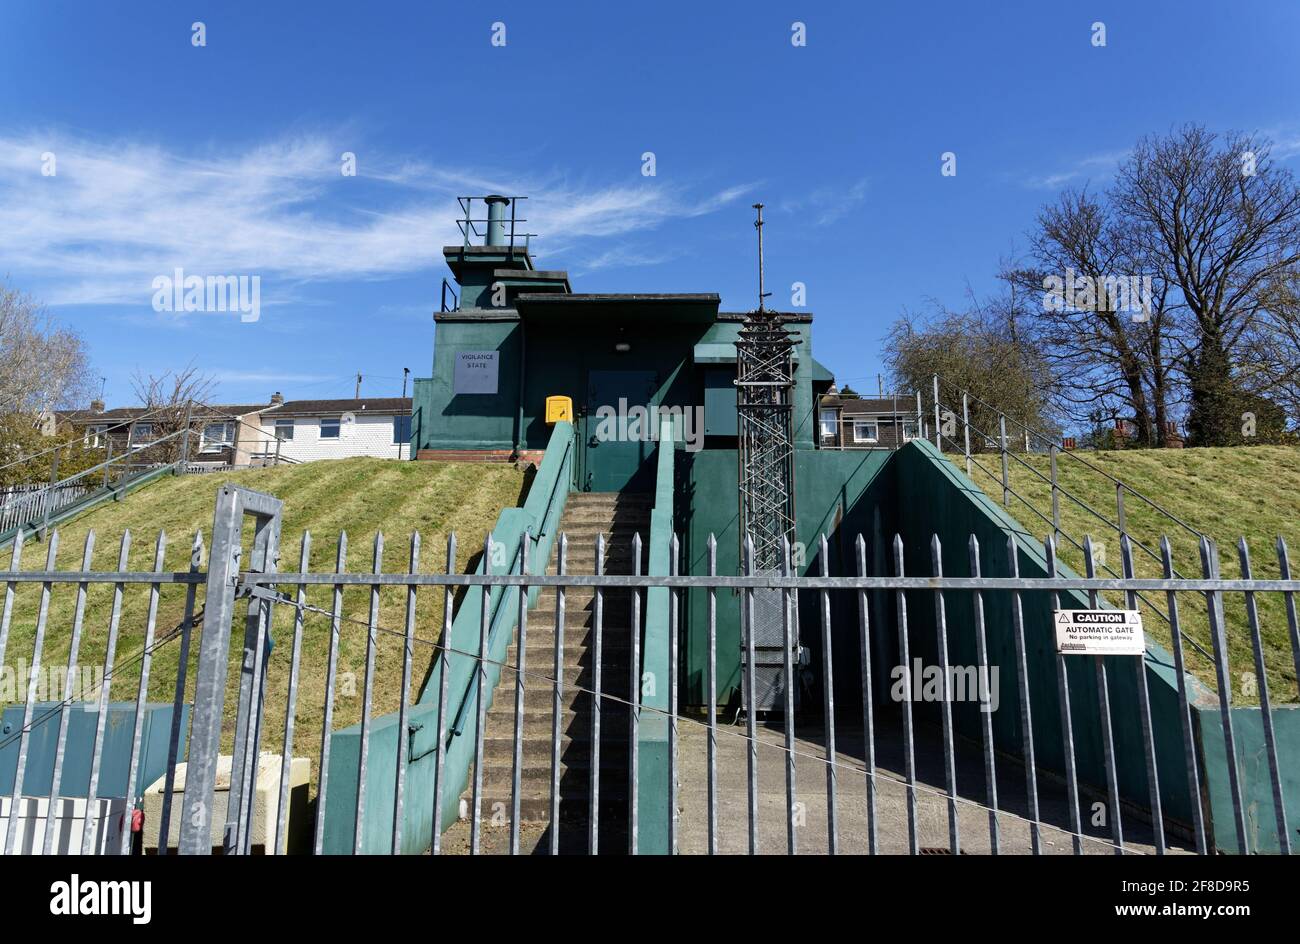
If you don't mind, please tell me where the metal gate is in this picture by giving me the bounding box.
[0,483,1295,854]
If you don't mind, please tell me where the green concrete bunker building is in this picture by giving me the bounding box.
[324,195,1300,854]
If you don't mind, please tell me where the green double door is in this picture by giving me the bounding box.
[582,369,658,492]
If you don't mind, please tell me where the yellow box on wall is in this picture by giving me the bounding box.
[545,395,573,424]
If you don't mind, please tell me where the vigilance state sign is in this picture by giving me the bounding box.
[1054,609,1145,656]
[454,351,499,394]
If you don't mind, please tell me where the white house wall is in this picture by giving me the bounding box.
[256,413,410,462]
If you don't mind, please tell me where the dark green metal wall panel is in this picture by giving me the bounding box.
[423,318,521,450]
[702,367,737,437]
[680,447,893,706]
[892,440,1199,828]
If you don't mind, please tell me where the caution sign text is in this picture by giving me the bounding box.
[1054,609,1145,656]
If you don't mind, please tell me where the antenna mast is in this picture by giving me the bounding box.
[736,201,798,713]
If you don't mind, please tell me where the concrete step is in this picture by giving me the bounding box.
[565,494,652,507]
[496,657,634,686]
[511,607,633,630]
[482,707,632,739]
[482,732,631,761]
[554,518,650,531]
[508,624,635,650]
[478,754,629,789]
[525,586,638,605]
[476,774,625,806]
[469,792,631,826]
[546,554,643,574]
[486,683,629,713]
[505,643,632,671]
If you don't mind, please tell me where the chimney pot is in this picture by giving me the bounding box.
[270,391,284,406]
[484,195,510,247]
[90,398,105,414]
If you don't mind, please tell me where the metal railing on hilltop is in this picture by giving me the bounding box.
[926,373,1217,664]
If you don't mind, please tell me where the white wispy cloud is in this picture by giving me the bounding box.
[1022,151,1128,190]
[777,177,869,226]
[0,130,752,306]
[209,369,337,385]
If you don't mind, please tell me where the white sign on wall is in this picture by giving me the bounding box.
[1054,609,1145,656]
[453,351,499,394]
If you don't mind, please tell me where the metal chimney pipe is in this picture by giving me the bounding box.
[484,195,510,247]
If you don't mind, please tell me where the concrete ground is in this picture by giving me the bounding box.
[674,712,1192,855]
[436,708,1195,855]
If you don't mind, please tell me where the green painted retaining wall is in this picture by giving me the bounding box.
[1197,705,1300,853]
[893,439,1202,828]
[637,416,676,853]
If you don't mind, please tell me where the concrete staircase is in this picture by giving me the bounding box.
[445,492,650,854]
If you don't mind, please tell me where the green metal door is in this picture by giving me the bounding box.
[583,370,658,492]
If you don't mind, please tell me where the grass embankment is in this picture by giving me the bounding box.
[966,445,1300,704]
[1,458,526,791]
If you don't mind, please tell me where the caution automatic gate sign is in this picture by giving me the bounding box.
[1053,609,1145,656]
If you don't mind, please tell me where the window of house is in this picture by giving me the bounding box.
[902,421,919,442]
[819,409,838,439]
[320,417,340,439]
[275,418,294,440]
[852,420,880,443]
[200,421,234,451]
[83,424,108,448]
[392,415,412,444]
[129,423,153,446]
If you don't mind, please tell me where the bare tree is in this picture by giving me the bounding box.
[1239,266,1300,424]
[884,292,1057,450]
[1007,188,1178,446]
[129,365,218,463]
[0,280,94,414]
[1113,126,1300,445]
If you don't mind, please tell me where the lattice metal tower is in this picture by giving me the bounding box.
[736,204,799,712]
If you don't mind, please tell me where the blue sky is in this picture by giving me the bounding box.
[1,0,1298,405]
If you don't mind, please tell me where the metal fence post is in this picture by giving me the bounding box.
[179,486,243,854]
[1049,443,1061,542]
[998,415,1010,508]
[961,391,971,476]
[227,497,283,854]
[179,485,283,855]
[180,403,193,466]
[932,375,941,450]
[1116,483,1126,540]
[41,447,60,537]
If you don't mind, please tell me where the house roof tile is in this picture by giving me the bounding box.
[267,397,412,417]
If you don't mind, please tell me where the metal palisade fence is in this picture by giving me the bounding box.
[0,483,1295,855]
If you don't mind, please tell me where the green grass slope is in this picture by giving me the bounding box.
[965,445,1300,704]
[1,458,527,790]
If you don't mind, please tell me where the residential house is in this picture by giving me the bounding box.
[57,399,277,466]
[817,394,922,449]
[253,398,413,463]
